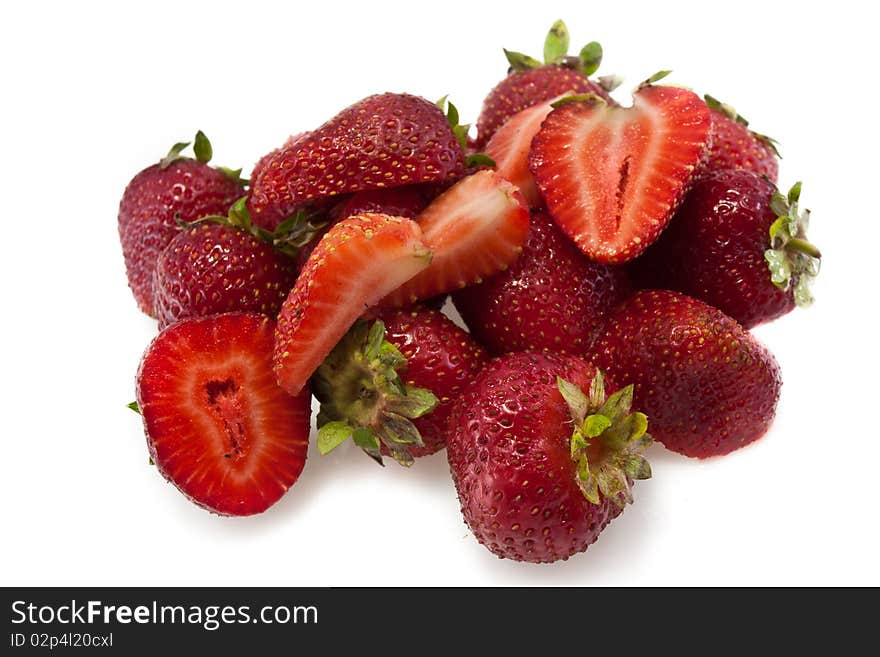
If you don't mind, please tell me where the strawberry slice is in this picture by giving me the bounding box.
[529,84,712,263]
[136,313,311,516]
[484,96,563,207]
[274,213,431,396]
[381,170,529,307]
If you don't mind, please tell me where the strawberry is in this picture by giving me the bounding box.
[446,351,652,563]
[118,131,244,316]
[588,289,782,458]
[632,171,820,328]
[313,307,489,465]
[153,223,299,330]
[453,209,630,354]
[702,94,780,181]
[529,73,712,263]
[135,313,311,516]
[484,98,560,207]
[474,20,614,149]
[248,93,466,230]
[381,170,529,307]
[251,133,307,185]
[331,185,429,221]
[274,213,432,396]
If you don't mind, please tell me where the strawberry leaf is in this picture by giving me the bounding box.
[193,130,213,164]
[543,19,570,64]
[127,401,140,414]
[317,420,354,455]
[578,41,602,76]
[504,48,542,72]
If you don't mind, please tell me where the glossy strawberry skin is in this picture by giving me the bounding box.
[379,306,489,457]
[588,290,782,458]
[274,213,431,397]
[248,93,466,229]
[136,313,311,516]
[704,108,778,181]
[454,209,630,354]
[529,86,712,263]
[632,169,794,328]
[332,186,429,220]
[153,223,299,329]
[446,351,623,563]
[118,159,244,316]
[475,66,610,149]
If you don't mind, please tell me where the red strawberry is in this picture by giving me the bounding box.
[484,98,560,207]
[381,170,529,307]
[251,133,307,185]
[453,209,630,354]
[702,95,779,181]
[274,213,432,396]
[588,289,782,458]
[446,351,652,563]
[312,307,489,465]
[118,132,244,316]
[529,75,712,263]
[153,222,299,330]
[632,171,820,328]
[331,185,429,220]
[136,313,311,516]
[248,93,466,229]
[475,20,613,149]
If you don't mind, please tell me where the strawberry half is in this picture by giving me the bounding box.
[274,213,432,396]
[484,98,560,207]
[529,78,712,263]
[136,313,311,516]
[381,170,529,307]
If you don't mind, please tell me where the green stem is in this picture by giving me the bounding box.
[787,238,822,259]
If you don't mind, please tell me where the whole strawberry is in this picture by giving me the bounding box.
[313,307,489,465]
[248,93,467,229]
[153,210,300,330]
[475,20,614,149]
[588,289,782,458]
[447,351,651,563]
[453,209,630,354]
[702,94,780,181]
[118,131,244,316]
[136,313,311,516]
[632,171,820,328]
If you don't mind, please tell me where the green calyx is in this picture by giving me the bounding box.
[127,401,140,414]
[313,320,439,467]
[504,19,604,78]
[436,96,495,169]
[557,372,652,508]
[159,130,248,184]
[764,181,821,307]
[704,94,781,157]
[177,197,327,258]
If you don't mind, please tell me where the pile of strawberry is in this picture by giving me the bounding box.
[121,21,819,563]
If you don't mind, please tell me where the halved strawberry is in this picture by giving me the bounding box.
[485,98,562,207]
[381,170,529,307]
[274,213,431,396]
[136,313,311,516]
[529,79,712,263]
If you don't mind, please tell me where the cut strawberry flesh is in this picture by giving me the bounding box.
[382,170,529,307]
[485,97,562,207]
[136,313,311,516]
[529,85,711,263]
[274,213,431,396]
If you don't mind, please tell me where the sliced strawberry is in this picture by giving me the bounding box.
[136,313,311,516]
[381,170,529,307]
[529,84,712,263]
[484,97,561,207]
[274,213,431,396]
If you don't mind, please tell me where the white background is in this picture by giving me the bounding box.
[2,0,877,586]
